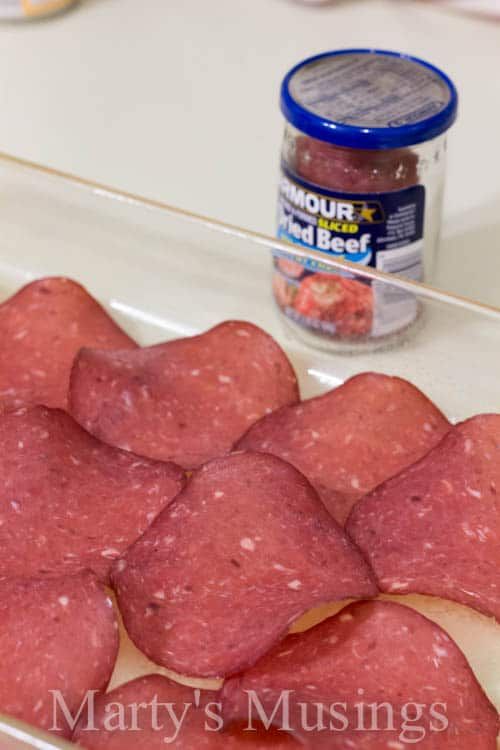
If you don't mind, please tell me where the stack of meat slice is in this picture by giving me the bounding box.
[0,275,496,750]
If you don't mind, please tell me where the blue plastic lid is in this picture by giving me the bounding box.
[281,49,458,150]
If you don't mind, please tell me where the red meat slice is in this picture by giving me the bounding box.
[69,321,299,469]
[111,452,377,679]
[347,414,500,621]
[295,135,419,192]
[223,600,499,748]
[293,274,373,338]
[72,675,300,748]
[0,572,118,738]
[0,406,184,582]
[237,373,450,525]
[0,277,137,411]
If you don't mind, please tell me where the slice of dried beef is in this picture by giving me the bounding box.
[69,321,299,469]
[0,277,136,411]
[72,675,300,748]
[347,414,500,622]
[0,572,118,738]
[111,451,377,679]
[237,373,450,524]
[222,600,499,748]
[295,135,419,192]
[0,406,184,582]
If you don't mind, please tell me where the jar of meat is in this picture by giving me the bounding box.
[0,0,77,19]
[274,49,458,350]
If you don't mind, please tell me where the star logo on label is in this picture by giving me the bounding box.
[359,205,377,223]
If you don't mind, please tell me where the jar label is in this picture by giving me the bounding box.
[274,168,425,339]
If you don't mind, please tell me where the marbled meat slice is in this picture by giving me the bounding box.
[0,277,136,411]
[347,415,500,621]
[0,406,184,582]
[73,675,300,748]
[111,451,377,678]
[0,572,118,738]
[237,373,450,524]
[69,321,299,469]
[223,600,499,748]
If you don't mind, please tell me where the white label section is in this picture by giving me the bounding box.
[372,241,422,337]
[376,241,423,279]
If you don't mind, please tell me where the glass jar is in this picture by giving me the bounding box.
[274,49,458,350]
[0,0,77,20]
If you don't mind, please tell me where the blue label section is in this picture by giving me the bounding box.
[274,167,426,339]
[277,166,425,273]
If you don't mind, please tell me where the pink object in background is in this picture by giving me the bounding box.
[422,0,500,20]
[292,0,500,16]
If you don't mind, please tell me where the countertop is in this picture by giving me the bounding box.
[0,0,499,306]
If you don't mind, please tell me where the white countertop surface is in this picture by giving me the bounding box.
[0,0,499,306]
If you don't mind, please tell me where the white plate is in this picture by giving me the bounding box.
[0,152,498,748]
